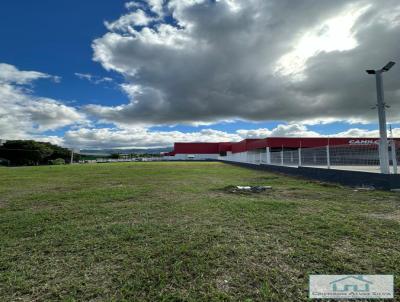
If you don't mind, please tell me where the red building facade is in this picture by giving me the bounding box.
[168,137,399,157]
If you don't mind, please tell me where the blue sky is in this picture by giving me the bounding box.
[0,0,399,149]
[0,0,127,105]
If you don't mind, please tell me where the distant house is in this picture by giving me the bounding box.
[330,275,373,292]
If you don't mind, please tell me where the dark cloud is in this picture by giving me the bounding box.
[88,0,400,126]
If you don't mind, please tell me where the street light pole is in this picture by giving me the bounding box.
[375,70,390,174]
[366,61,395,174]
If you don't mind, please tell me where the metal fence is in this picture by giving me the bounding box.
[268,143,399,174]
[222,142,399,174]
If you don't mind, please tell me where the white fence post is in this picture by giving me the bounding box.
[298,147,302,167]
[326,145,331,169]
[280,147,284,166]
[391,140,398,174]
[266,147,271,165]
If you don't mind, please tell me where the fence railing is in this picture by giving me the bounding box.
[223,142,399,174]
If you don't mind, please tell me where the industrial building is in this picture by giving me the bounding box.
[164,137,400,166]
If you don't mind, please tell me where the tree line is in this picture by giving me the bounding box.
[0,140,80,166]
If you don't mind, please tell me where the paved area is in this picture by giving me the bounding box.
[301,165,396,174]
[226,160,399,174]
[264,163,397,174]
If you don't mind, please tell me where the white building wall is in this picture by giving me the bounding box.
[167,149,269,164]
[221,148,269,165]
[223,151,255,164]
[166,154,219,160]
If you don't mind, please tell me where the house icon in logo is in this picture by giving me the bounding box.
[330,275,373,292]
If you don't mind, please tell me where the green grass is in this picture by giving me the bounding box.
[0,162,399,301]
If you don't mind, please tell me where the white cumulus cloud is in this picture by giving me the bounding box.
[0,63,86,140]
[0,63,60,85]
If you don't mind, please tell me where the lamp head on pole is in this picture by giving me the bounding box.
[382,61,395,72]
[366,61,395,75]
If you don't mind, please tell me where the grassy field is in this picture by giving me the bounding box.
[0,162,399,301]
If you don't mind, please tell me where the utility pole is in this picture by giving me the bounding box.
[366,61,395,174]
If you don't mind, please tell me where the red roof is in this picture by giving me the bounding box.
[240,137,386,150]
[231,139,260,153]
[169,137,400,155]
[218,142,233,153]
[174,142,220,154]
